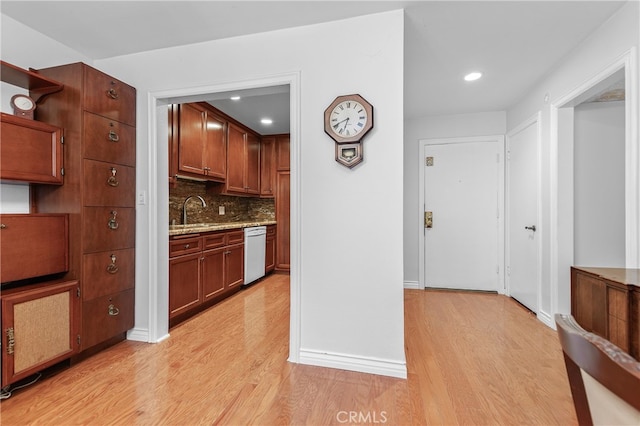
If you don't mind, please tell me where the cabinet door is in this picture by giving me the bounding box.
[169,252,202,318]
[82,248,135,300]
[608,285,630,351]
[84,111,135,167]
[572,271,607,337]
[226,123,247,194]
[203,111,227,181]
[83,159,135,207]
[1,280,80,388]
[276,134,290,171]
[266,235,276,273]
[260,136,276,197]
[83,207,135,253]
[83,65,136,126]
[245,133,261,195]
[225,243,244,289]
[82,289,134,350]
[0,113,63,184]
[178,103,206,176]
[202,247,225,301]
[276,172,290,271]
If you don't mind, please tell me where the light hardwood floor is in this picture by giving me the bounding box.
[1,274,577,425]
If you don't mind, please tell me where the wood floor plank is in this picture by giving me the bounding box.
[1,275,576,425]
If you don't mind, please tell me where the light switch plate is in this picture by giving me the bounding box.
[219,205,225,215]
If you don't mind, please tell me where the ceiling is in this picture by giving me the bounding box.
[1,1,628,133]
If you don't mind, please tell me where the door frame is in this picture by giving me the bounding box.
[418,135,505,292]
[505,112,542,313]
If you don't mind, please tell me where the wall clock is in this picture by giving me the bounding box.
[10,94,36,120]
[324,94,373,168]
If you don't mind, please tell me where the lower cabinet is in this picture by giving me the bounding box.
[1,280,80,388]
[169,229,244,323]
[265,225,276,273]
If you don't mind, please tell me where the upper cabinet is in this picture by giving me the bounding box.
[0,61,65,185]
[225,123,261,196]
[174,103,227,182]
[260,136,276,197]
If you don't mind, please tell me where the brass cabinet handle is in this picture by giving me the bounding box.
[106,254,119,274]
[108,130,120,142]
[107,167,119,187]
[108,304,120,316]
[184,244,190,249]
[0,223,6,229]
[108,211,119,230]
[106,88,119,100]
[5,327,14,355]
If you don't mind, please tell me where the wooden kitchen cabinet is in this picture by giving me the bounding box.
[1,280,80,388]
[265,224,276,273]
[260,136,276,197]
[169,229,244,325]
[571,267,640,359]
[1,113,64,184]
[177,103,226,181]
[276,134,290,171]
[224,122,261,196]
[276,172,290,271]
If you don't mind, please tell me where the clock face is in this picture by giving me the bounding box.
[324,94,374,144]
[329,100,368,138]
[14,96,34,110]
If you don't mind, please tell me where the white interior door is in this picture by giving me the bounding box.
[507,119,540,312]
[424,138,503,291]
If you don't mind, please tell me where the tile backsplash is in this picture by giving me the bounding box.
[169,179,275,225]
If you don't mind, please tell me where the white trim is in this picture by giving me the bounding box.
[140,72,302,358]
[505,112,542,317]
[299,349,407,379]
[418,135,505,292]
[126,327,150,342]
[537,309,554,330]
[403,280,420,290]
[549,48,639,317]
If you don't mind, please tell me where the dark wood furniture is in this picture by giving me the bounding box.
[260,135,276,197]
[265,224,276,273]
[1,113,64,184]
[1,280,80,388]
[555,314,640,425]
[169,229,244,325]
[571,266,640,360]
[33,62,136,352]
[275,134,290,272]
[225,122,261,196]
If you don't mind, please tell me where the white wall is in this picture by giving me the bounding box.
[507,0,639,319]
[403,111,506,284]
[0,15,92,213]
[574,101,626,267]
[93,11,406,377]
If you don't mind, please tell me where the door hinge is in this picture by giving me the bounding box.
[61,167,65,176]
[496,265,499,275]
[77,335,81,346]
[5,327,15,354]
[60,136,64,144]
[77,287,81,298]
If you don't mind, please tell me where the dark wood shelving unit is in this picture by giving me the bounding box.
[1,60,64,102]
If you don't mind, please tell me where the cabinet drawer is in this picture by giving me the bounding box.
[170,236,202,257]
[83,159,135,207]
[0,113,63,184]
[82,289,134,350]
[83,112,135,167]
[83,66,136,126]
[227,230,245,245]
[203,232,226,249]
[0,214,68,283]
[82,248,135,300]
[266,225,276,237]
[82,207,135,253]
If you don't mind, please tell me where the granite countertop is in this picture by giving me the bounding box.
[169,220,277,236]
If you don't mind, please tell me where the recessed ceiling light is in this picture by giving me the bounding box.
[230,96,241,101]
[464,72,482,82]
[261,118,273,125]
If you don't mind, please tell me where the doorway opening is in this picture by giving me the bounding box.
[551,48,638,316]
[143,72,301,363]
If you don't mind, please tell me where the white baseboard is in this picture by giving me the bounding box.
[537,309,555,330]
[404,280,420,289]
[126,327,150,342]
[299,348,407,379]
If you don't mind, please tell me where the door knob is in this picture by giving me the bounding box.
[524,225,536,232]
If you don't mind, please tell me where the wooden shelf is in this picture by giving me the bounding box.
[1,60,63,102]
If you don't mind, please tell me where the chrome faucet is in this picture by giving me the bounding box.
[182,195,207,225]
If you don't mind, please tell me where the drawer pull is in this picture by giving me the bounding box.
[108,211,119,230]
[108,304,120,316]
[107,254,119,274]
[107,167,119,187]
[0,223,6,229]
[184,244,190,249]
[108,130,120,142]
[107,88,119,100]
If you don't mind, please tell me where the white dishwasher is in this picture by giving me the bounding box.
[243,226,266,285]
